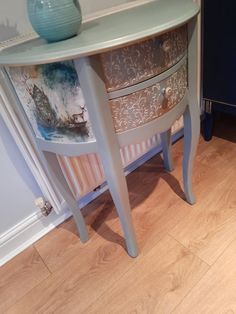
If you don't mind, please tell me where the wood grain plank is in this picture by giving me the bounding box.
[5,128,236,313]
[173,238,236,314]
[169,165,236,265]
[34,192,117,273]
[86,235,209,314]
[0,246,50,313]
[6,158,191,314]
[6,232,138,314]
[35,151,189,273]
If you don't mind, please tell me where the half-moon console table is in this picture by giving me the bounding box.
[0,0,200,257]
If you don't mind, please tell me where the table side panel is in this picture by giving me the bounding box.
[6,62,95,144]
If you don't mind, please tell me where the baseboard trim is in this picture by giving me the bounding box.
[0,207,72,266]
[0,129,183,266]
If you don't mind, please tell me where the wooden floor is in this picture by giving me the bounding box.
[1,117,236,314]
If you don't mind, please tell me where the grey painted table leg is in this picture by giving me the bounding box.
[42,152,89,242]
[69,202,89,243]
[75,56,138,257]
[100,147,139,257]
[183,16,200,205]
[160,129,174,172]
[183,105,200,205]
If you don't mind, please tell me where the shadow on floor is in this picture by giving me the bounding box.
[65,153,186,251]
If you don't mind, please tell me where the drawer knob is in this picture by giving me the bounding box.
[161,87,173,99]
[162,39,172,52]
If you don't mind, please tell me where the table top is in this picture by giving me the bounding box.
[0,0,199,67]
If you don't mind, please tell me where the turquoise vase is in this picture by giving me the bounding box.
[27,0,82,42]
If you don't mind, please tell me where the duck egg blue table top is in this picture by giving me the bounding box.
[0,0,199,66]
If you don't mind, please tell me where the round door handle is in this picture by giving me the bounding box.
[165,87,173,98]
[162,39,172,52]
[161,87,173,98]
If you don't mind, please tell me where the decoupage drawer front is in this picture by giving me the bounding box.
[100,25,187,92]
[109,61,187,133]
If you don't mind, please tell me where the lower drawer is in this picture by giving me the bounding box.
[109,61,187,133]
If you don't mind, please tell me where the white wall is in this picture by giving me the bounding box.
[0,0,136,41]
[0,116,41,233]
[80,0,134,16]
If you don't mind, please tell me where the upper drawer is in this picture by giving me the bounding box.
[100,25,187,92]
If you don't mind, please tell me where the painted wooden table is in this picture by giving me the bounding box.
[0,0,200,257]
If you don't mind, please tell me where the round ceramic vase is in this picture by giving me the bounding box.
[27,0,82,42]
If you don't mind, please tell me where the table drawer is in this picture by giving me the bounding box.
[109,61,187,133]
[100,25,187,92]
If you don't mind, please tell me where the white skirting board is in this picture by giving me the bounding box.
[0,128,183,266]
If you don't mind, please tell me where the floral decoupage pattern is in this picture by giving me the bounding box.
[7,61,94,143]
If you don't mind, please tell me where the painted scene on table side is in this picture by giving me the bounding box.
[7,61,94,143]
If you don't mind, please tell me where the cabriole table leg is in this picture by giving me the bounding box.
[183,16,200,205]
[75,56,139,257]
[160,129,174,172]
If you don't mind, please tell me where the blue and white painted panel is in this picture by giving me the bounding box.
[7,62,94,143]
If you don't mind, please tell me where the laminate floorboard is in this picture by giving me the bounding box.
[2,119,236,314]
[169,138,236,265]
[86,235,209,314]
[173,237,236,314]
[0,246,50,313]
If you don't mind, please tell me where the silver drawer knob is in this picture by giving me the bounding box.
[162,39,172,52]
[161,87,173,99]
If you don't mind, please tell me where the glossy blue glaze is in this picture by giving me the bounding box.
[27,0,82,42]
